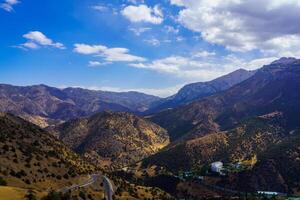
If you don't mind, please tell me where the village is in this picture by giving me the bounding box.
[176,156,287,198]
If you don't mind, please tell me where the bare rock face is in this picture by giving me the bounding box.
[54,111,170,169]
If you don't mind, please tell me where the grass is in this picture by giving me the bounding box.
[0,186,35,200]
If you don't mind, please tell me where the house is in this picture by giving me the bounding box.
[211,161,223,174]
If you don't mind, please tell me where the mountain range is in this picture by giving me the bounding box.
[147,68,255,113]
[0,84,160,127]
[1,57,300,198]
[0,68,255,128]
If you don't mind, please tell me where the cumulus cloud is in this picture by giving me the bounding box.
[121,4,163,24]
[19,31,65,50]
[74,43,146,62]
[0,0,20,12]
[172,0,300,56]
[129,52,278,81]
[129,55,221,79]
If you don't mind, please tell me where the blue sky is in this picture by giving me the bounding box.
[1,0,300,97]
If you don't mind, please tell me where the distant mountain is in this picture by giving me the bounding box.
[147,69,255,113]
[0,113,95,191]
[52,111,170,169]
[0,84,161,127]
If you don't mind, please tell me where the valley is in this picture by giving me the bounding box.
[1,57,300,199]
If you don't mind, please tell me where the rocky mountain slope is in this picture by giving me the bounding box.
[142,58,300,185]
[144,114,287,171]
[0,84,161,127]
[53,111,170,169]
[0,113,174,199]
[0,113,95,191]
[150,57,300,141]
[222,129,300,195]
[147,69,255,113]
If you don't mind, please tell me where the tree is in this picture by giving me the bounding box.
[0,176,7,186]
[25,190,37,200]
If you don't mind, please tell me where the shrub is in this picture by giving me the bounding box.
[0,176,7,186]
[25,190,37,200]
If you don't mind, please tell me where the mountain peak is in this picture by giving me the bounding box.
[271,57,298,65]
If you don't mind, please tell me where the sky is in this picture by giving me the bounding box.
[1,0,300,97]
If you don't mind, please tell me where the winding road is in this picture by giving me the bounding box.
[60,174,114,200]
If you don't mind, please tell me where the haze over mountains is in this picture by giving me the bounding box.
[0,84,160,127]
[0,67,255,127]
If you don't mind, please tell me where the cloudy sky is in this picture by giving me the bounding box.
[1,0,300,97]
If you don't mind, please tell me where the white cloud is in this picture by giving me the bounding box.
[88,61,112,67]
[126,0,145,4]
[165,25,179,34]
[92,5,108,12]
[176,36,185,42]
[0,0,20,12]
[129,55,219,79]
[170,0,185,6]
[129,53,277,81]
[129,27,151,36]
[74,43,146,62]
[153,5,163,17]
[193,50,216,58]
[22,42,39,49]
[121,4,163,24]
[144,38,160,46]
[19,31,65,50]
[172,0,300,56]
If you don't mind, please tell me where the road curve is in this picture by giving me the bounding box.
[59,174,97,193]
[103,175,114,200]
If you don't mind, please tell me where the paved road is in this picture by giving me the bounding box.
[60,174,99,193]
[59,173,114,200]
[103,175,114,200]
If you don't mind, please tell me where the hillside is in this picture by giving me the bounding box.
[0,113,175,199]
[54,111,170,169]
[222,131,300,195]
[0,113,96,191]
[143,115,286,171]
[0,84,161,127]
[143,58,300,173]
[147,69,255,113]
